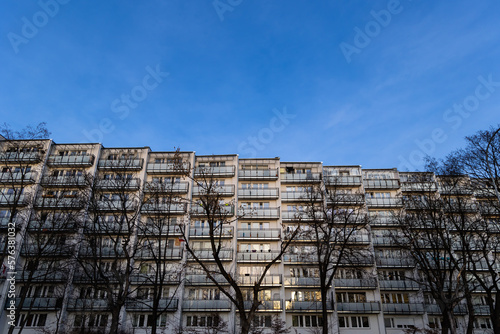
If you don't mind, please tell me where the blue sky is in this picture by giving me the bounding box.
[1,1,499,170]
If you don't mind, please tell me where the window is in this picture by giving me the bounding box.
[336,292,366,303]
[474,317,493,329]
[253,315,272,328]
[73,314,108,328]
[338,316,369,328]
[292,315,323,327]
[186,288,220,300]
[132,314,168,327]
[384,317,415,328]
[17,314,47,327]
[381,293,409,304]
[186,315,220,327]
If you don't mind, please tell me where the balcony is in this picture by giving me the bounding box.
[237,251,282,263]
[191,204,234,217]
[237,229,280,240]
[379,280,420,291]
[327,194,365,206]
[339,256,375,267]
[7,297,62,311]
[125,298,178,311]
[324,175,362,186]
[382,303,425,314]
[346,234,371,245]
[185,274,229,286]
[136,248,183,260]
[284,277,320,287]
[95,199,138,212]
[142,202,186,214]
[79,245,126,258]
[282,210,324,222]
[238,275,282,287]
[445,202,478,213]
[21,244,74,257]
[47,154,95,167]
[35,196,84,209]
[283,253,317,264]
[474,305,491,316]
[244,300,283,311]
[239,169,279,180]
[16,271,67,282]
[146,162,191,174]
[285,300,333,312]
[479,205,500,216]
[27,220,77,233]
[401,182,437,192]
[182,299,232,311]
[363,179,400,189]
[337,302,381,313]
[130,273,180,285]
[0,193,30,207]
[425,304,467,315]
[67,298,110,311]
[194,166,235,177]
[238,188,279,200]
[376,257,415,268]
[84,221,130,234]
[0,171,37,184]
[0,151,42,163]
[98,158,144,170]
[187,249,233,261]
[40,175,86,187]
[281,191,319,202]
[96,178,141,191]
[282,173,321,183]
[366,197,402,208]
[372,236,397,247]
[144,181,189,194]
[0,216,22,229]
[189,226,234,238]
[438,186,473,196]
[193,184,235,197]
[334,278,377,290]
[72,270,119,284]
[137,224,182,236]
[238,207,280,219]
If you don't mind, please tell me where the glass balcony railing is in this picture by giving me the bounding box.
[144,181,189,194]
[98,158,144,170]
[285,300,333,312]
[67,298,110,311]
[187,249,233,261]
[189,226,234,238]
[185,274,229,286]
[0,193,30,206]
[237,251,282,262]
[244,300,282,311]
[366,197,402,208]
[334,278,377,289]
[324,175,362,186]
[0,171,37,184]
[282,173,321,183]
[146,162,190,174]
[382,303,424,314]
[238,207,280,219]
[363,179,400,189]
[238,275,282,286]
[337,302,381,313]
[193,185,235,196]
[0,151,42,163]
[194,166,235,177]
[237,228,280,240]
[11,297,62,310]
[379,280,420,290]
[238,188,279,199]
[125,298,178,311]
[182,299,232,311]
[191,204,234,217]
[238,169,279,180]
[40,175,86,187]
[47,154,95,167]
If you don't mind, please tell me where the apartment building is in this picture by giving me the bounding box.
[0,138,497,334]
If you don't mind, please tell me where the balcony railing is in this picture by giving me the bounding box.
[0,171,37,184]
[0,217,22,229]
[27,220,77,232]
[189,226,234,238]
[337,302,381,313]
[125,298,178,311]
[136,224,182,236]
[144,181,189,194]
[382,303,425,314]
[146,162,190,174]
[187,249,233,261]
[35,196,84,209]
[47,154,95,167]
[79,245,126,258]
[282,173,321,183]
[334,278,377,289]
[324,175,362,186]
[194,166,235,177]
[0,151,42,163]
[238,188,279,199]
[21,244,74,257]
[327,194,365,206]
[130,273,180,285]
[376,257,415,268]
[366,197,402,208]
[141,202,187,214]
[40,175,86,187]
[136,248,183,260]
[84,221,130,234]
[193,185,235,197]
[282,211,324,221]
[96,178,141,190]
[244,300,283,311]
[281,191,320,202]
[363,179,400,189]
[237,229,280,240]
[0,193,30,206]
[191,204,234,217]
[283,254,317,264]
[284,277,320,287]
[237,251,282,263]
[98,158,144,170]
[16,271,68,282]
[425,304,467,315]
[238,275,282,286]
[372,236,398,247]
[8,297,62,310]
[185,274,229,286]
[67,298,110,311]
[182,299,232,311]
[238,207,280,219]
[285,300,333,312]
[379,280,420,290]
[401,182,437,192]
[96,199,138,212]
[239,169,279,180]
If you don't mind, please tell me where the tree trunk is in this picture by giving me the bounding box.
[492,290,500,334]
[321,288,329,334]
[239,313,251,334]
[109,305,122,334]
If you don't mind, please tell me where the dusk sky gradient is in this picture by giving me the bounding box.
[1,1,499,170]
